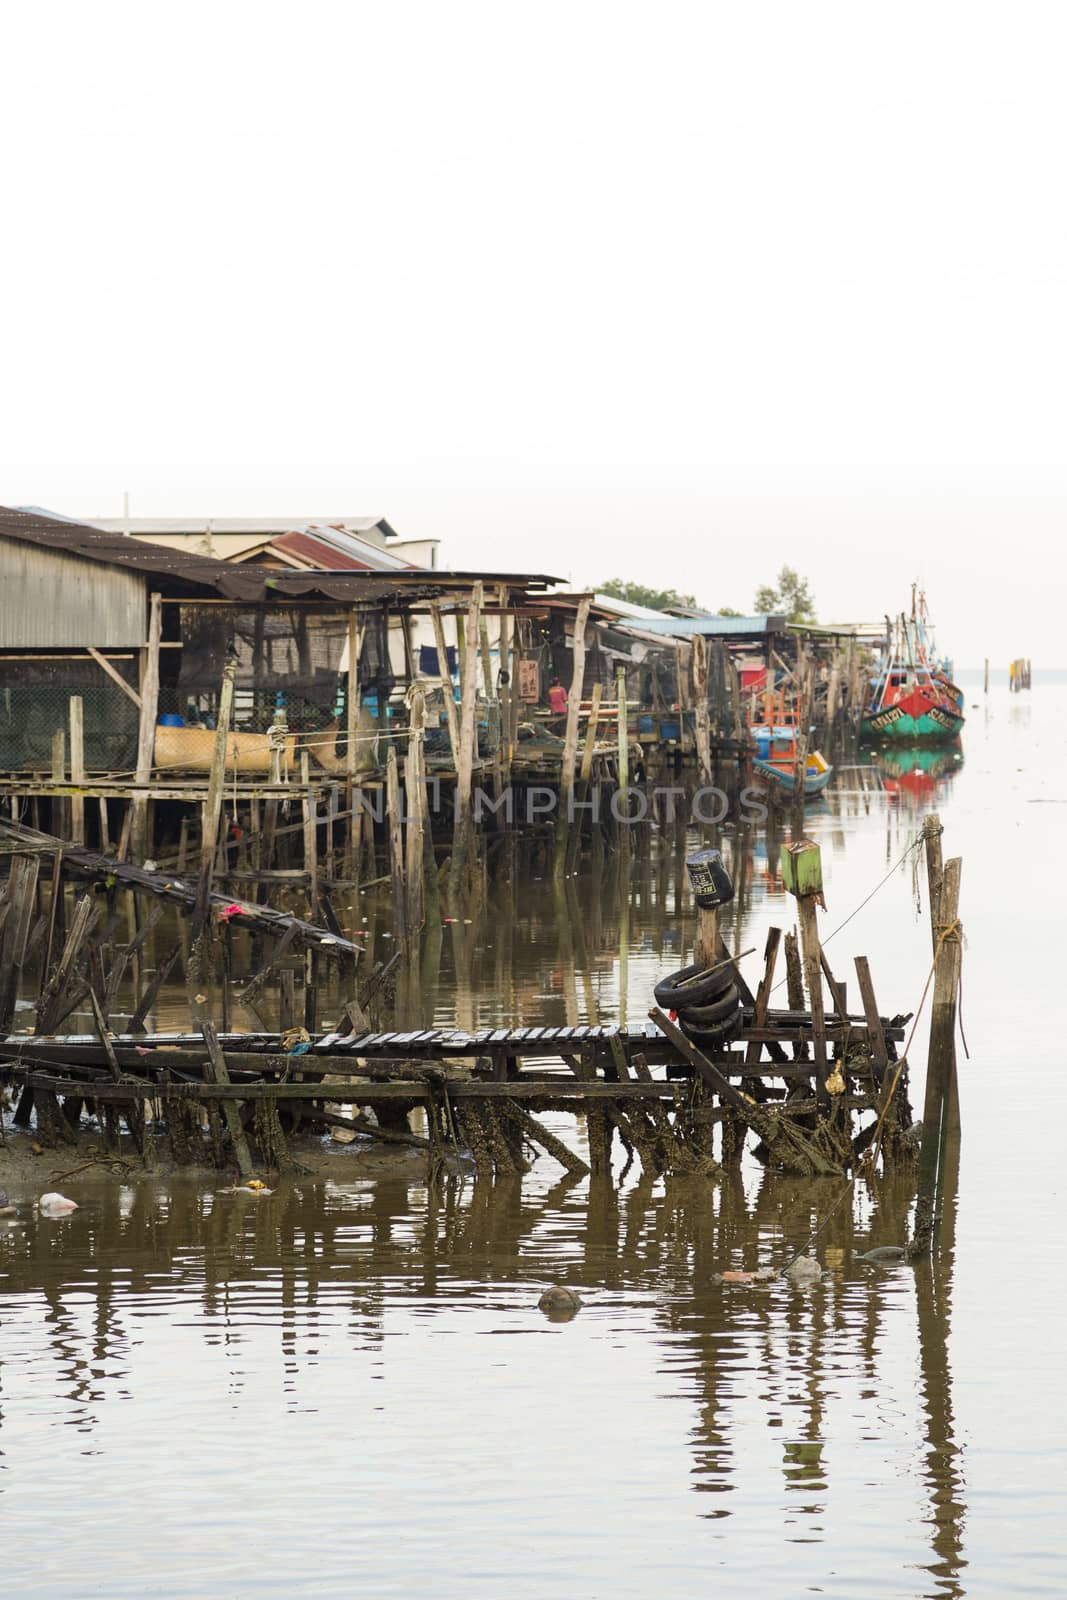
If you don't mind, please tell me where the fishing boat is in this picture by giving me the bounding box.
[751,725,833,797]
[861,589,964,743]
[749,667,833,800]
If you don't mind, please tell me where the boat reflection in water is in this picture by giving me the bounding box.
[868,741,964,812]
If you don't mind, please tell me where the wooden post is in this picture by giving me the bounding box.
[825,650,841,735]
[200,1020,255,1182]
[303,790,321,924]
[911,857,963,1254]
[983,657,989,694]
[922,813,959,1134]
[430,602,461,765]
[69,696,85,846]
[346,609,360,868]
[0,855,40,1032]
[193,660,236,944]
[694,903,718,972]
[132,592,162,861]
[616,665,629,792]
[404,680,427,937]
[451,581,483,893]
[579,680,603,786]
[555,597,591,872]
[744,926,782,1067]
[692,635,712,786]
[791,643,810,838]
[853,954,890,1089]
[386,743,405,936]
[496,585,512,783]
[50,728,67,839]
[781,838,827,1101]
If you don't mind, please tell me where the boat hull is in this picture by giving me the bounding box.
[752,756,834,798]
[860,703,964,742]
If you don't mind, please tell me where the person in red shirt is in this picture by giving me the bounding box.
[548,676,567,732]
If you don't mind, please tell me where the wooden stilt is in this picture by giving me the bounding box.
[911,857,963,1254]
[132,592,162,861]
[404,681,427,939]
[68,696,85,846]
[386,744,405,937]
[192,659,236,951]
[554,596,591,875]
[450,581,483,894]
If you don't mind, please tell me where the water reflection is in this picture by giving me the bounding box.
[0,1160,966,1594]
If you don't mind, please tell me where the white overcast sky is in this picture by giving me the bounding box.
[1,3,1062,665]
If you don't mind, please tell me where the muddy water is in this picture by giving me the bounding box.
[2,681,1064,1597]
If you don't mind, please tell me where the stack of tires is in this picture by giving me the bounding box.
[653,960,743,1049]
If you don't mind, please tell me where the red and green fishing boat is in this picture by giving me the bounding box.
[861,590,964,743]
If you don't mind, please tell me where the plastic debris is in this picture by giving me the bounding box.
[785,1254,823,1284]
[38,1192,78,1215]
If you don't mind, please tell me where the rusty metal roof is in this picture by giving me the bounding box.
[0,507,560,607]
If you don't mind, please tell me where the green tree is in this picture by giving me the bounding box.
[754,566,816,624]
[716,606,742,617]
[599,579,700,612]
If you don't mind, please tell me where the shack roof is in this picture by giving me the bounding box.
[613,612,787,640]
[91,515,400,541]
[0,507,559,607]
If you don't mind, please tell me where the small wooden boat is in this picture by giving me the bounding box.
[751,724,833,798]
[753,747,833,797]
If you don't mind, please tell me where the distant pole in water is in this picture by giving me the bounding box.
[984,658,989,694]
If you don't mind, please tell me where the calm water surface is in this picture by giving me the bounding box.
[1,683,1064,1597]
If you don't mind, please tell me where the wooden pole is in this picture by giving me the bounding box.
[132,592,162,861]
[555,597,591,872]
[386,743,405,936]
[616,665,629,792]
[983,657,989,694]
[68,696,85,846]
[791,642,810,838]
[200,1020,255,1182]
[451,581,483,893]
[496,585,512,783]
[0,855,40,1032]
[579,680,603,786]
[193,660,236,944]
[923,813,959,1134]
[782,838,827,1099]
[692,635,712,786]
[404,681,427,938]
[911,856,962,1254]
[303,790,321,924]
[346,608,360,872]
[50,727,67,840]
[430,602,461,765]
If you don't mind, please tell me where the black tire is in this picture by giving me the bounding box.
[653,963,735,1010]
[680,1002,743,1044]
[678,984,740,1026]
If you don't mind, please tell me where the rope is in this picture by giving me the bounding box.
[779,911,965,1275]
[769,831,925,997]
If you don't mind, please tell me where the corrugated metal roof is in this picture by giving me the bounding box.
[0,505,236,594]
[615,613,787,638]
[0,507,560,608]
[91,515,399,540]
[273,527,419,572]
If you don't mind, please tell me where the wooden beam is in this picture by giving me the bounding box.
[87,646,142,710]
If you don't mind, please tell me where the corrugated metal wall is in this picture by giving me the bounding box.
[0,540,146,647]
